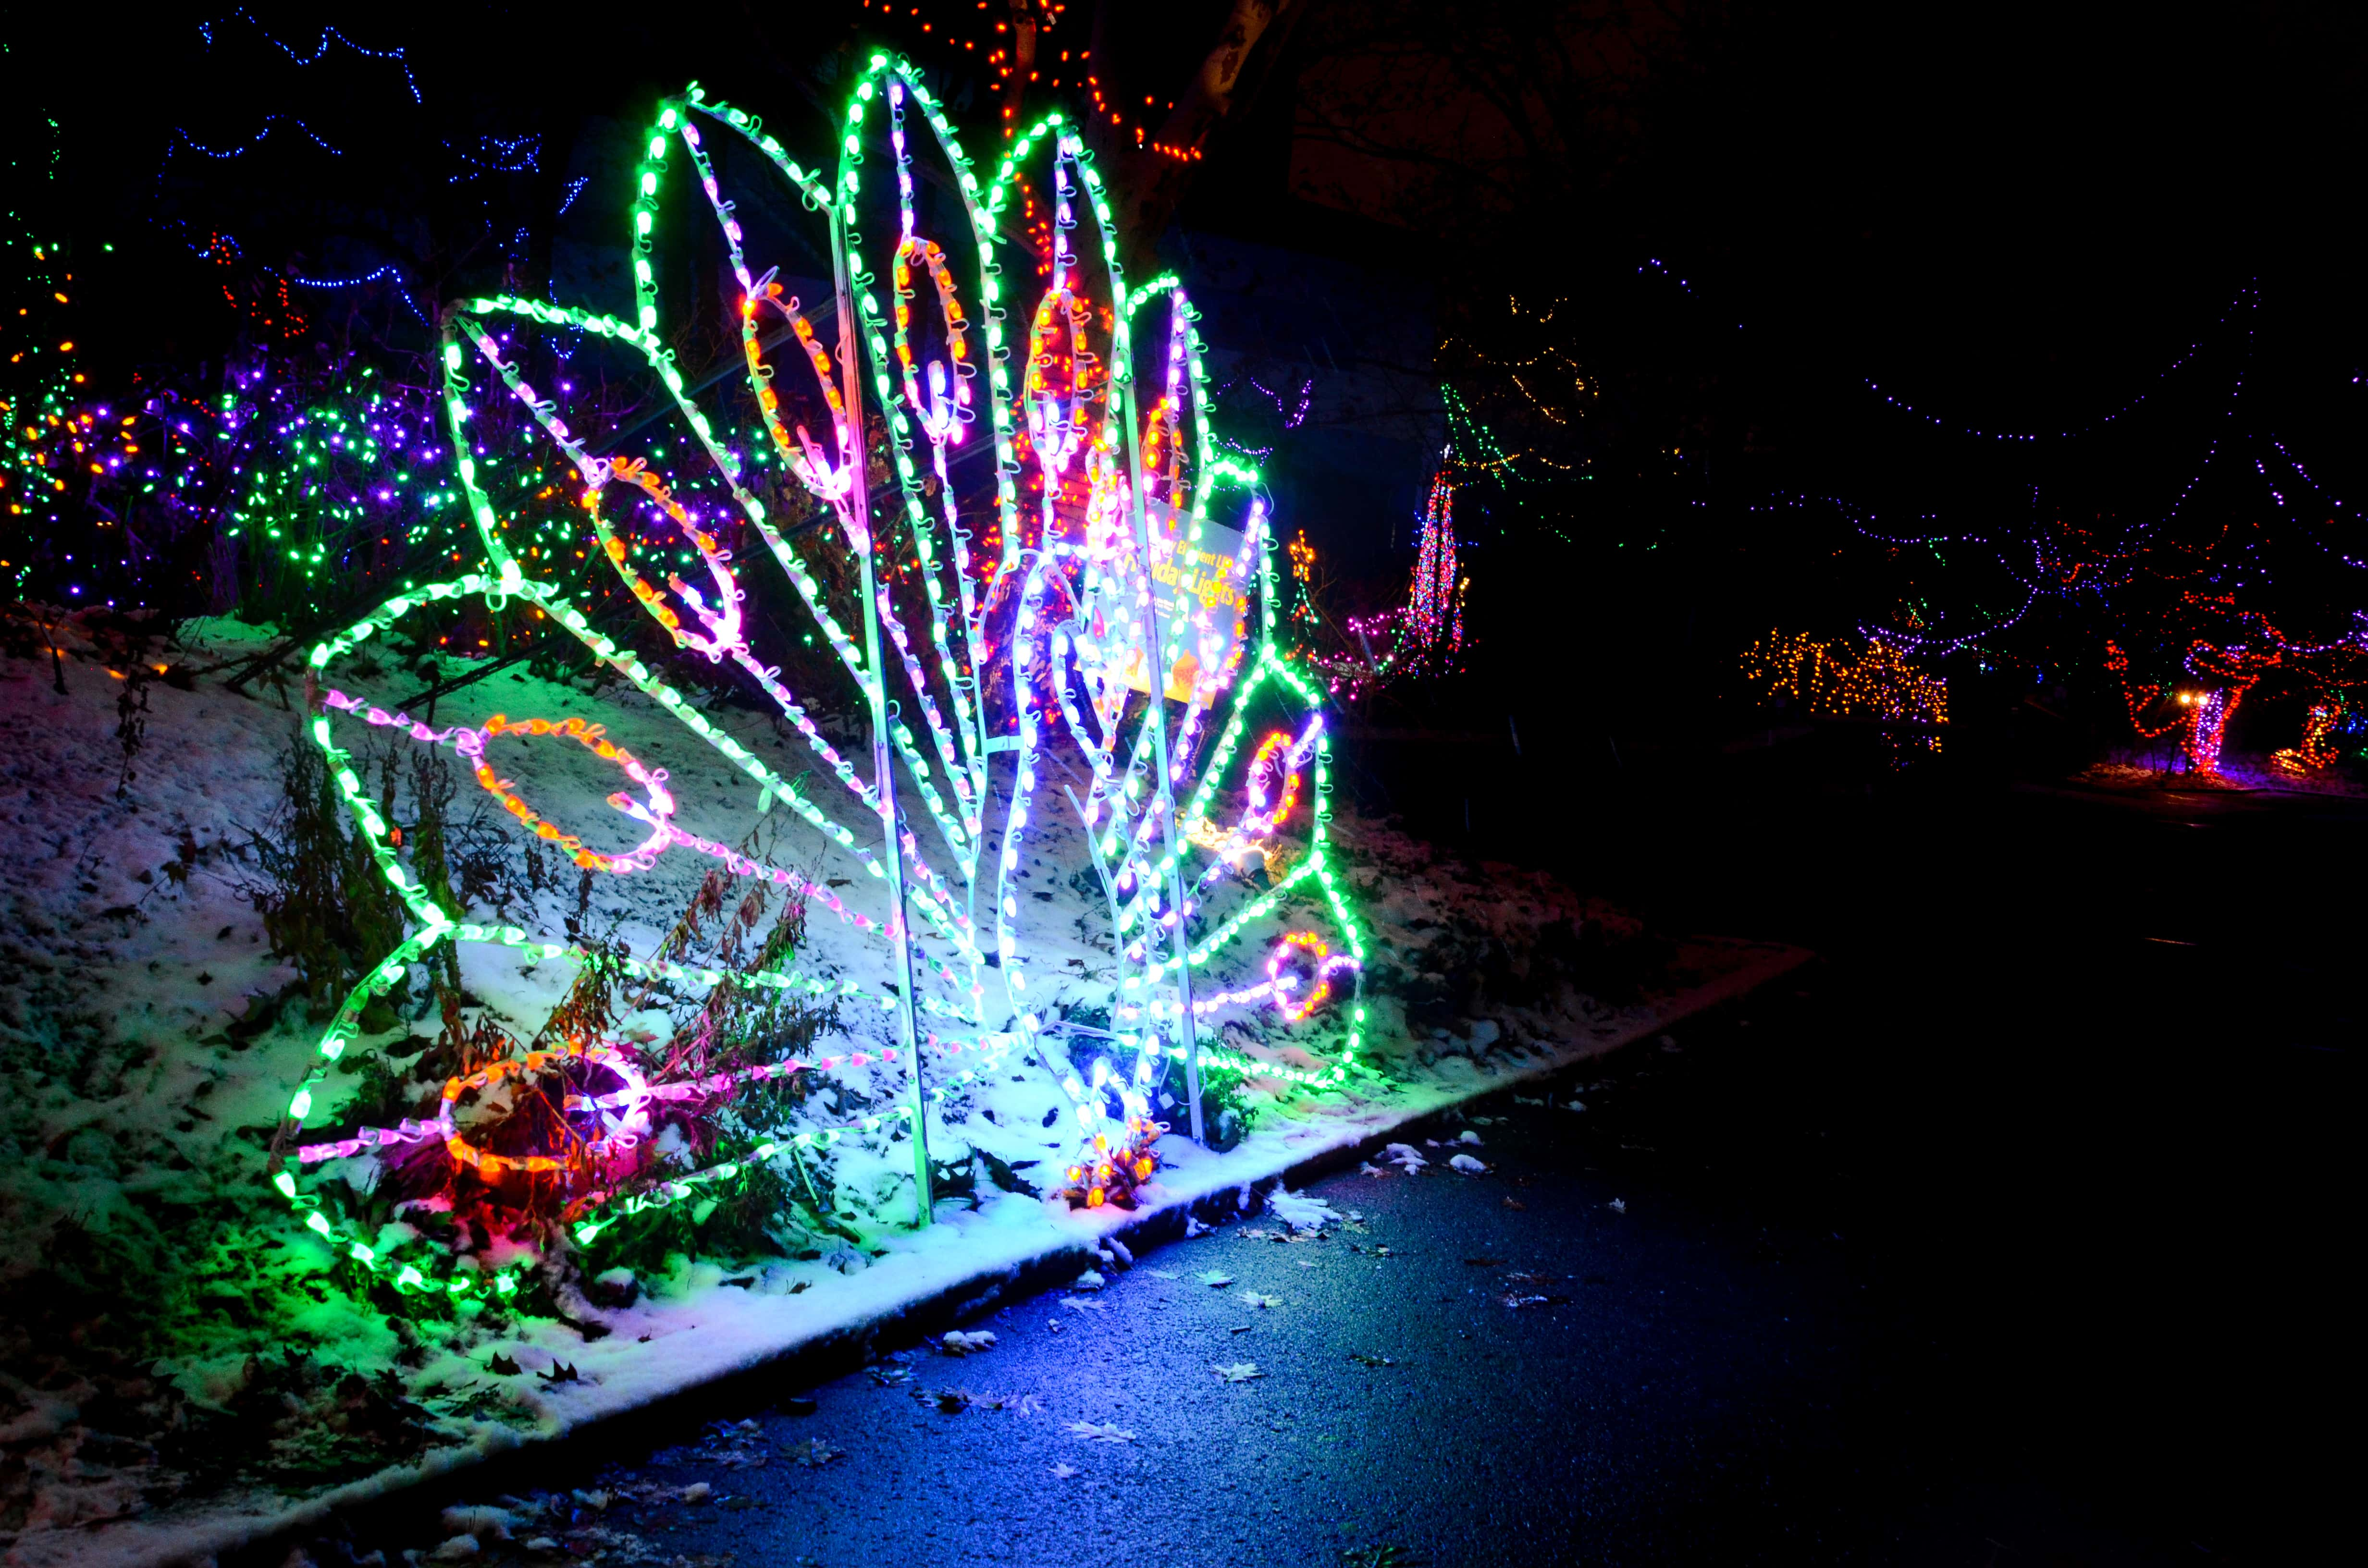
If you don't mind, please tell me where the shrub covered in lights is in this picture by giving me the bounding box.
[1740,628,1949,758]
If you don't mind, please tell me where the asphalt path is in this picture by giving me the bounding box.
[323,1030,1887,1568]
[296,774,2356,1567]
[522,1044,1869,1568]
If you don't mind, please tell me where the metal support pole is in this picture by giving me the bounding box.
[829,208,932,1226]
[1114,374,1205,1145]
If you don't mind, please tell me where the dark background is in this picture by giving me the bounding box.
[22,6,2364,760]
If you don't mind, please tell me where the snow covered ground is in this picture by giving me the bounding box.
[0,611,1801,1568]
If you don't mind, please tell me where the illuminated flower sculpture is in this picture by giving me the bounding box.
[265,59,1367,1294]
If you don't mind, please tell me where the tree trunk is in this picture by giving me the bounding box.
[1110,0,1309,264]
[1002,0,1041,143]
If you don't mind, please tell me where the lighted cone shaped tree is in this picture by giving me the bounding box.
[265,57,1370,1298]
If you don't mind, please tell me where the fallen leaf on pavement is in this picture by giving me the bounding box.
[782,1439,843,1467]
[1048,1462,1082,1479]
[678,1482,713,1504]
[1607,1198,1627,1213]
[1196,1270,1235,1288]
[934,1387,1045,1415]
[690,1419,772,1470]
[1242,1292,1281,1309]
[1359,1162,1388,1177]
[1211,1361,1265,1383]
[1449,1153,1488,1174]
[1063,1421,1136,1443]
[1344,1352,1395,1368]
[941,1330,998,1355]
[1267,1188,1344,1231]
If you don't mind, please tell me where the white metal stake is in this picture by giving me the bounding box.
[829,203,931,1226]
[1112,342,1205,1146]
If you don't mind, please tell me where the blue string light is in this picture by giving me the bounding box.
[156,117,345,201]
[1635,252,2257,442]
[198,9,421,104]
[447,133,542,184]
[289,263,427,325]
[1242,375,1313,429]
[165,115,343,164]
[1637,257,1744,330]
[1863,285,2260,442]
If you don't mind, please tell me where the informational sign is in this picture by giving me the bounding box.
[1094,503,1249,702]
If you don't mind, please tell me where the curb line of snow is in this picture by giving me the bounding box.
[37,943,1808,1568]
